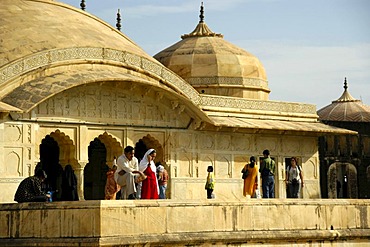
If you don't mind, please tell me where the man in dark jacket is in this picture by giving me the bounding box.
[14,169,50,203]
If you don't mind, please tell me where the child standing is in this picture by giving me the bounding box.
[205,166,215,199]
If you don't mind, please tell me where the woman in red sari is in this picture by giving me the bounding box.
[139,149,159,199]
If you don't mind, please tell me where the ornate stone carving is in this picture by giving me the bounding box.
[200,95,316,114]
[0,47,200,106]
[5,150,21,176]
[188,77,268,87]
[216,135,231,150]
[282,138,300,153]
[36,83,191,128]
[4,125,22,142]
[27,124,31,143]
[215,155,232,178]
[257,137,277,153]
[231,135,250,151]
[200,134,214,149]
[178,133,192,149]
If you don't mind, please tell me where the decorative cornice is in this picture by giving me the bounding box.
[188,77,269,88]
[200,95,317,115]
[0,47,201,106]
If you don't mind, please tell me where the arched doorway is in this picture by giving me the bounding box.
[97,132,122,167]
[328,162,358,198]
[39,130,78,201]
[39,135,63,201]
[135,134,169,198]
[84,138,109,200]
[135,134,164,163]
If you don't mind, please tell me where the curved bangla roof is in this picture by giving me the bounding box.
[318,78,370,122]
[154,3,269,100]
[0,0,205,119]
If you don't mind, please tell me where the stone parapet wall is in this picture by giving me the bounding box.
[0,199,369,246]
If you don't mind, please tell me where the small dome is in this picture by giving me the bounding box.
[317,78,370,122]
[154,4,269,100]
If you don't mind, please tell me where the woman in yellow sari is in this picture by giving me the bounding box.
[242,156,258,197]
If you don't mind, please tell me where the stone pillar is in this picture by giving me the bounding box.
[75,162,87,200]
[79,125,89,161]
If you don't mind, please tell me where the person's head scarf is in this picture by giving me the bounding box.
[139,149,156,172]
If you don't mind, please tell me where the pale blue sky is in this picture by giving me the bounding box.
[61,0,370,109]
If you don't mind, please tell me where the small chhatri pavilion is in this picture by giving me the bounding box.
[318,78,370,199]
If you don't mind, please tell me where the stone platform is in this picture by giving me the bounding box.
[0,199,369,246]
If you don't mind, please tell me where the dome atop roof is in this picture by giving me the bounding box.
[0,0,155,67]
[154,3,269,100]
[317,78,370,122]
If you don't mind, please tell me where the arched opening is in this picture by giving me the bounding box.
[49,130,78,168]
[328,162,358,198]
[84,138,109,200]
[97,132,123,167]
[134,134,169,198]
[39,130,79,201]
[39,135,63,201]
[134,134,164,163]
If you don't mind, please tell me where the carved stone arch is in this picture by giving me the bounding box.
[49,130,78,169]
[5,151,21,177]
[135,134,164,164]
[346,163,358,198]
[134,134,168,197]
[97,132,123,167]
[216,156,231,178]
[328,162,358,199]
[305,158,317,180]
[203,156,215,176]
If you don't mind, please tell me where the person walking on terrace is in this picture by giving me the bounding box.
[259,149,275,198]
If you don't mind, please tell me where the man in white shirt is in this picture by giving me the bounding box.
[115,146,140,199]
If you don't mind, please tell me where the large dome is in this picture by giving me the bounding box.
[317,78,370,122]
[0,0,207,119]
[0,0,155,67]
[154,4,269,100]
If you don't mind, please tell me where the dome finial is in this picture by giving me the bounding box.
[199,2,204,23]
[116,9,121,31]
[80,0,86,11]
[333,77,359,103]
[181,2,223,39]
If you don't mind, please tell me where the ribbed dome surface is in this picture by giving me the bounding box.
[318,79,370,122]
[154,7,269,100]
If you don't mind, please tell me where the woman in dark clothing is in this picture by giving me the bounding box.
[62,165,79,201]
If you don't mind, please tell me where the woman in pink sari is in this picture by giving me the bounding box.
[105,165,120,200]
[139,149,159,199]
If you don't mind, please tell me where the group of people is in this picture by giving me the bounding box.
[240,149,304,199]
[205,149,304,199]
[104,146,168,200]
[14,147,304,203]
